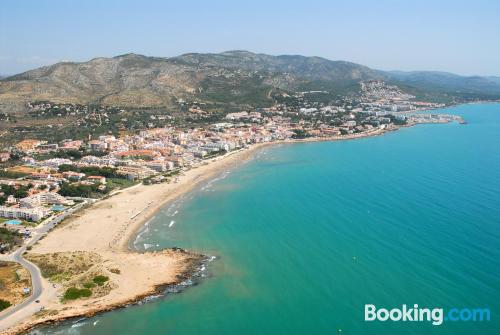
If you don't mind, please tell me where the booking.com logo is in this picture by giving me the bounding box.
[365,304,491,326]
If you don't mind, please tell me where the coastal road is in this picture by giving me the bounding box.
[0,244,43,322]
[0,200,90,327]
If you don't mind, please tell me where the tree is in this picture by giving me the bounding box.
[291,129,310,139]
[13,189,28,199]
[58,183,94,197]
[58,164,77,172]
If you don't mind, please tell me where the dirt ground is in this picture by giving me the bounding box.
[0,261,32,307]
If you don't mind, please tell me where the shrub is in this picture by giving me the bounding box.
[0,299,12,311]
[0,227,22,249]
[63,287,92,300]
[83,282,96,289]
[37,263,61,278]
[92,275,109,286]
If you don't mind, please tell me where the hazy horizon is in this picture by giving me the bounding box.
[1,0,500,76]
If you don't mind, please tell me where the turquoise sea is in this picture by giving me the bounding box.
[35,103,500,334]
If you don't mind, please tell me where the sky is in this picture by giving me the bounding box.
[1,0,499,76]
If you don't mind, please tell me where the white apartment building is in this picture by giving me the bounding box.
[19,192,74,209]
[0,206,50,222]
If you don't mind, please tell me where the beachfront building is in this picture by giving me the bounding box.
[117,166,156,180]
[79,155,118,166]
[146,161,174,172]
[0,205,50,221]
[19,192,74,208]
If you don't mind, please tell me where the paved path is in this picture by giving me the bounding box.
[0,200,90,329]
[0,244,43,321]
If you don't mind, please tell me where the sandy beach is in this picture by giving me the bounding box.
[33,144,270,254]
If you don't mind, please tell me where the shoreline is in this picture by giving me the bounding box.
[120,141,276,252]
[121,124,398,252]
[13,251,211,335]
[0,122,435,334]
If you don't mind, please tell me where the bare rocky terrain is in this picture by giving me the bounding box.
[2,50,500,116]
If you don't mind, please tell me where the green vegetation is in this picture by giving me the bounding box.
[58,182,108,198]
[106,178,137,189]
[297,79,361,100]
[58,178,134,198]
[26,252,114,302]
[57,164,135,196]
[0,183,30,199]
[0,299,12,311]
[26,252,100,283]
[291,129,310,139]
[92,275,109,286]
[58,164,119,178]
[0,170,29,179]
[0,103,179,146]
[204,149,227,159]
[0,228,23,251]
[35,261,61,278]
[199,75,273,107]
[83,282,96,289]
[163,169,180,177]
[34,149,83,161]
[63,287,92,300]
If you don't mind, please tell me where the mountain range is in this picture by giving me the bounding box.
[1,50,500,114]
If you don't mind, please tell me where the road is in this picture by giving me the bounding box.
[0,199,91,324]
[0,244,43,321]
